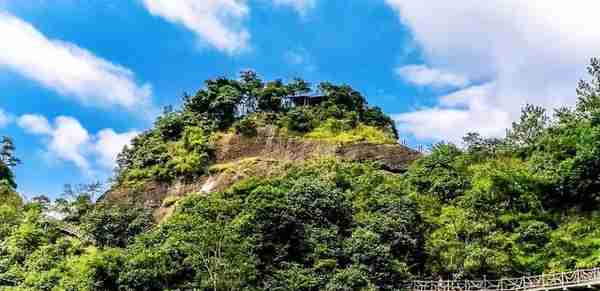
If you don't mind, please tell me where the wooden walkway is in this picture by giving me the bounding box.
[406,268,600,291]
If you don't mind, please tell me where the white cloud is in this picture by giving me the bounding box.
[18,114,52,134]
[395,65,469,88]
[49,116,92,171]
[386,0,600,142]
[0,12,152,111]
[141,0,315,54]
[284,48,317,72]
[142,0,250,54]
[94,129,139,170]
[272,0,316,15]
[18,114,138,173]
[394,84,511,142]
[0,108,11,128]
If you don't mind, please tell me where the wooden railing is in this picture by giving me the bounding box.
[405,268,600,291]
[51,220,96,244]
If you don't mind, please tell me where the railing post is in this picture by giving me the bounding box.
[542,273,546,289]
[484,275,487,291]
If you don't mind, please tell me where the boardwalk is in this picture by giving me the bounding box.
[406,268,600,291]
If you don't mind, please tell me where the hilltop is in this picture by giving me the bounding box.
[102,72,420,218]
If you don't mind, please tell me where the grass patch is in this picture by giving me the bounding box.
[161,195,181,208]
[305,119,396,144]
[208,157,267,174]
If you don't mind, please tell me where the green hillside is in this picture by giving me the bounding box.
[3,60,600,290]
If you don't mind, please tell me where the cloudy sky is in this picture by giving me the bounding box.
[0,0,598,198]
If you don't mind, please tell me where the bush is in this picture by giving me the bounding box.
[81,203,154,248]
[0,184,22,209]
[325,266,374,291]
[235,117,258,137]
[285,107,314,133]
[361,107,398,139]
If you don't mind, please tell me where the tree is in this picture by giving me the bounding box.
[81,202,154,248]
[505,104,548,152]
[184,77,243,129]
[55,183,101,224]
[0,162,16,189]
[462,132,503,160]
[287,78,311,97]
[406,143,468,202]
[576,57,600,117]
[239,70,263,113]
[361,107,399,139]
[257,80,287,112]
[318,83,367,114]
[0,137,19,189]
[0,137,20,168]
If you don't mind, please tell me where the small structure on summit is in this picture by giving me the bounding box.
[289,95,326,107]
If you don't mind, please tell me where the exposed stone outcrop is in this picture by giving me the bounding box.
[213,127,420,171]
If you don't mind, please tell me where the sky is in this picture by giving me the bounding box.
[0,0,598,198]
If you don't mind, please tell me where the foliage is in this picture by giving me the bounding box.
[0,186,22,210]
[306,119,396,144]
[235,115,258,137]
[0,136,20,168]
[284,106,315,133]
[0,137,19,189]
[112,160,420,289]
[80,202,154,248]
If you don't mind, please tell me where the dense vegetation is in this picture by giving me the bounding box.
[3,60,600,290]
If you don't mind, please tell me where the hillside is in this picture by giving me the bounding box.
[105,125,419,217]
[102,72,420,219]
[3,62,600,290]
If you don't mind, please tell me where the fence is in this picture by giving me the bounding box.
[405,268,600,291]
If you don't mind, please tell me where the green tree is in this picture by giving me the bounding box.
[406,143,468,202]
[505,104,549,154]
[81,202,154,248]
[576,57,600,117]
[0,137,20,168]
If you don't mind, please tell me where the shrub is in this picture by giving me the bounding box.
[81,203,154,248]
[285,107,314,133]
[235,117,258,137]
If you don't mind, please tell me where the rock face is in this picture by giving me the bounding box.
[213,127,420,171]
[335,143,420,172]
[104,126,421,218]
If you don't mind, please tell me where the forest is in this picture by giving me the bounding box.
[2,59,600,290]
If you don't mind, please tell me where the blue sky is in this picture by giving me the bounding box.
[0,0,598,198]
